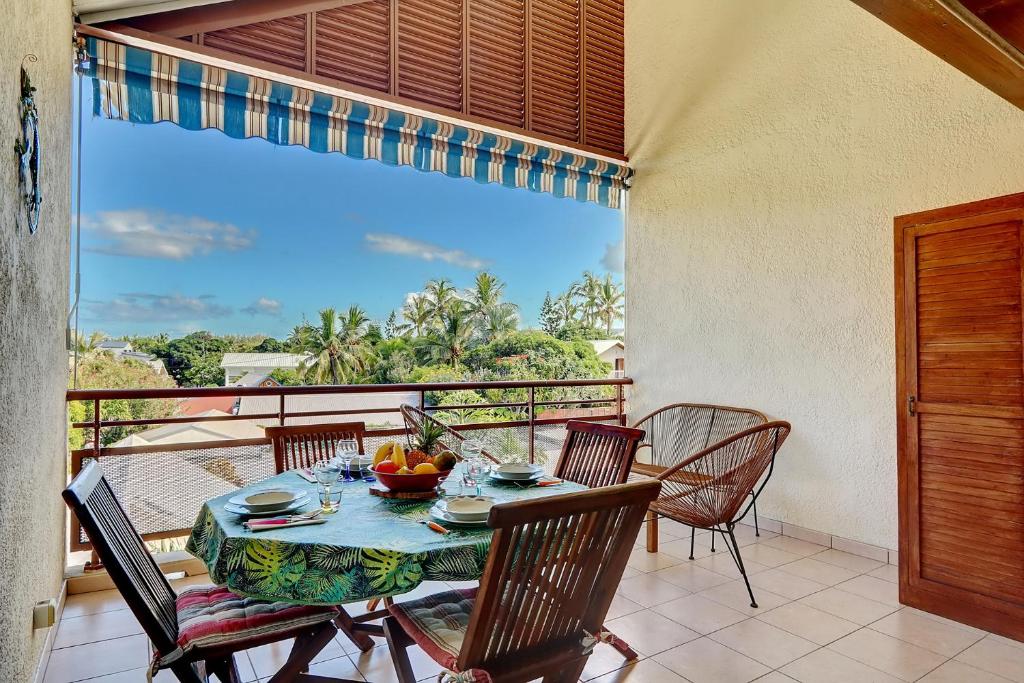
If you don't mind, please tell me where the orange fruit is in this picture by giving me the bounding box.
[413,463,439,475]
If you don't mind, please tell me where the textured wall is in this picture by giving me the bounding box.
[624,0,1024,549]
[0,0,72,680]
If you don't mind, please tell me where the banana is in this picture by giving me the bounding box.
[391,443,407,469]
[374,442,396,467]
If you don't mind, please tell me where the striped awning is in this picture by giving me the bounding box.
[84,36,631,208]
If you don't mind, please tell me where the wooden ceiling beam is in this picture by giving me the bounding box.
[110,0,376,37]
[850,0,1024,111]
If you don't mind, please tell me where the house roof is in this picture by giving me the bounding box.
[110,409,267,446]
[589,340,625,355]
[233,371,277,387]
[220,352,309,370]
[74,0,231,24]
[179,395,237,416]
[96,340,131,349]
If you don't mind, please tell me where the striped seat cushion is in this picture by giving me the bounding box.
[175,585,337,653]
[388,588,477,670]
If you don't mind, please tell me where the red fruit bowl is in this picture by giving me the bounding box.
[373,467,448,492]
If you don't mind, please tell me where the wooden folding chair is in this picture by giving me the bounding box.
[264,421,366,474]
[63,462,343,683]
[382,480,662,683]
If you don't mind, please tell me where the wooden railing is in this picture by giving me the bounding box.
[66,378,631,551]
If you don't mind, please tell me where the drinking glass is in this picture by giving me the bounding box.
[314,461,341,513]
[338,439,358,482]
[461,440,482,462]
[463,456,488,497]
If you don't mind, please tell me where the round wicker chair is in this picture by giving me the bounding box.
[400,403,502,463]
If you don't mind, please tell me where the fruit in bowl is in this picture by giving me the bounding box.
[372,439,457,492]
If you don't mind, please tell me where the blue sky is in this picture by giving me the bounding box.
[75,86,624,339]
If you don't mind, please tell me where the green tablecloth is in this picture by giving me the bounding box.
[185,472,585,606]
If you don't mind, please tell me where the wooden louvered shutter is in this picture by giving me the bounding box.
[315,0,391,92]
[896,192,1024,641]
[397,0,464,111]
[468,0,527,128]
[203,15,308,72]
[583,0,624,153]
[530,0,582,142]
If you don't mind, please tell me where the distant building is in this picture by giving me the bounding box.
[237,389,420,429]
[179,395,238,417]
[220,352,310,384]
[231,371,280,388]
[96,340,132,355]
[109,409,267,446]
[589,340,625,373]
[95,340,167,375]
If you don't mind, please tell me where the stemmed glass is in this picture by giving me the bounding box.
[461,440,487,496]
[338,438,359,483]
[314,461,341,514]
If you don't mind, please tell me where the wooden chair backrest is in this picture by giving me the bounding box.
[264,422,366,474]
[553,420,645,488]
[458,480,661,679]
[62,462,179,656]
[630,403,767,470]
[400,404,501,463]
[658,421,791,527]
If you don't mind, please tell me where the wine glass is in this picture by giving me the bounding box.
[314,461,341,514]
[338,438,358,483]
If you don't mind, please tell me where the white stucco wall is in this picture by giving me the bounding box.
[0,0,72,679]
[625,0,1024,549]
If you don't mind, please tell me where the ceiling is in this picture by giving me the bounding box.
[74,0,232,24]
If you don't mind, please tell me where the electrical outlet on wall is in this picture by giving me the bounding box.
[32,599,56,630]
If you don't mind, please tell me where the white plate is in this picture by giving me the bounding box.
[429,505,490,527]
[228,487,305,512]
[224,495,310,517]
[493,463,543,478]
[439,496,494,521]
[489,469,544,482]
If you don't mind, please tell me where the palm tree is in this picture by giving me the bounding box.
[425,278,459,321]
[336,305,376,380]
[479,303,518,342]
[595,274,625,335]
[421,301,475,367]
[468,272,504,317]
[578,271,602,327]
[300,308,345,384]
[400,295,433,337]
[73,330,105,354]
[555,292,579,327]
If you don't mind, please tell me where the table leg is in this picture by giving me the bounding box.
[335,606,388,651]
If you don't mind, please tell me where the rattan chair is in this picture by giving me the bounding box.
[553,420,645,489]
[400,403,501,463]
[647,421,791,607]
[630,403,769,550]
[265,421,366,474]
[382,480,662,683]
[63,462,341,683]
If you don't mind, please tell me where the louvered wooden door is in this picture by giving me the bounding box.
[896,192,1024,641]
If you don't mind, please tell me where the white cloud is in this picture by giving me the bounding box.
[84,292,233,323]
[601,239,625,273]
[84,210,256,260]
[241,297,282,317]
[365,233,487,270]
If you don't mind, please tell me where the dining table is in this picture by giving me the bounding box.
[185,470,586,652]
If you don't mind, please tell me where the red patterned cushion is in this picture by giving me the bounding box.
[388,588,477,670]
[175,585,337,653]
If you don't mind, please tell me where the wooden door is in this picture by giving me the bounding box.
[896,192,1024,640]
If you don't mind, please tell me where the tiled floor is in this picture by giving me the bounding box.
[44,521,1024,683]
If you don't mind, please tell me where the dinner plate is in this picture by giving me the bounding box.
[492,464,544,480]
[228,487,306,512]
[429,504,490,527]
[439,496,494,521]
[224,495,310,517]
[488,469,544,483]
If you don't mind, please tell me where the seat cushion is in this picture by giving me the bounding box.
[388,588,477,670]
[175,585,337,653]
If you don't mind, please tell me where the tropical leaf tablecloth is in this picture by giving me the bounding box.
[186,472,585,606]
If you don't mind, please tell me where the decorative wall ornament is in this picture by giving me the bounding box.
[14,55,41,234]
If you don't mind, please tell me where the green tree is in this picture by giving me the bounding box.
[69,352,177,447]
[299,307,375,384]
[539,292,560,335]
[161,331,228,386]
[479,303,518,342]
[425,278,459,322]
[253,336,284,353]
[595,274,625,334]
[420,301,476,367]
[383,311,399,339]
[555,292,579,328]
[73,330,106,354]
[400,294,433,337]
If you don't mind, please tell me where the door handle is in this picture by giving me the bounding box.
[907,395,916,416]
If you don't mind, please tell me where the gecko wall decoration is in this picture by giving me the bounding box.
[14,55,41,234]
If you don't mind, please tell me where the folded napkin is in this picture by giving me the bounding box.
[294,468,317,483]
[244,518,326,532]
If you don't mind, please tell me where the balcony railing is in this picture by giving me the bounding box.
[65,378,631,552]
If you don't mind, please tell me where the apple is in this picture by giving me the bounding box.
[375,460,399,474]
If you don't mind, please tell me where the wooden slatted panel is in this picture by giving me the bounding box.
[397,0,463,111]
[203,15,307,72]
[914,221,1024,604]
[467,0,526,127]
[315,0,391,92]
[582,0,623,153]
[530,0,582,142]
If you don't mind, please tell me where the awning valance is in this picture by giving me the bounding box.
[84,36,631,208]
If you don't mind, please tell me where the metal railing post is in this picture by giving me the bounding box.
[616,383,625,426]
[278,393,285,426]
[528,386,536,464]
[92,399,101,459]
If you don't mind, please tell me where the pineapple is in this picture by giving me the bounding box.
[412,419,446,456]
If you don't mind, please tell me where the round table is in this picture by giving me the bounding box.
[185,471,584,650]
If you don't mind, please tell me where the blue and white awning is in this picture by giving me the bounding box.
[85,36,631,208]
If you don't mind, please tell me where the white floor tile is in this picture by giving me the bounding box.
[919,659,1015,683]
[709,618,818,668]
[776,557,859,586]
[653,637,770,683]
[605,610,701,656]
[955,635,1024,682]
[781,647,902,683]
[748,568,827,600]
[651,594,749,635]
[798,587,898,625]
[869,607,986,657]
[828,628,947,681]
[756,601,860,646]
[617,574,691,608]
